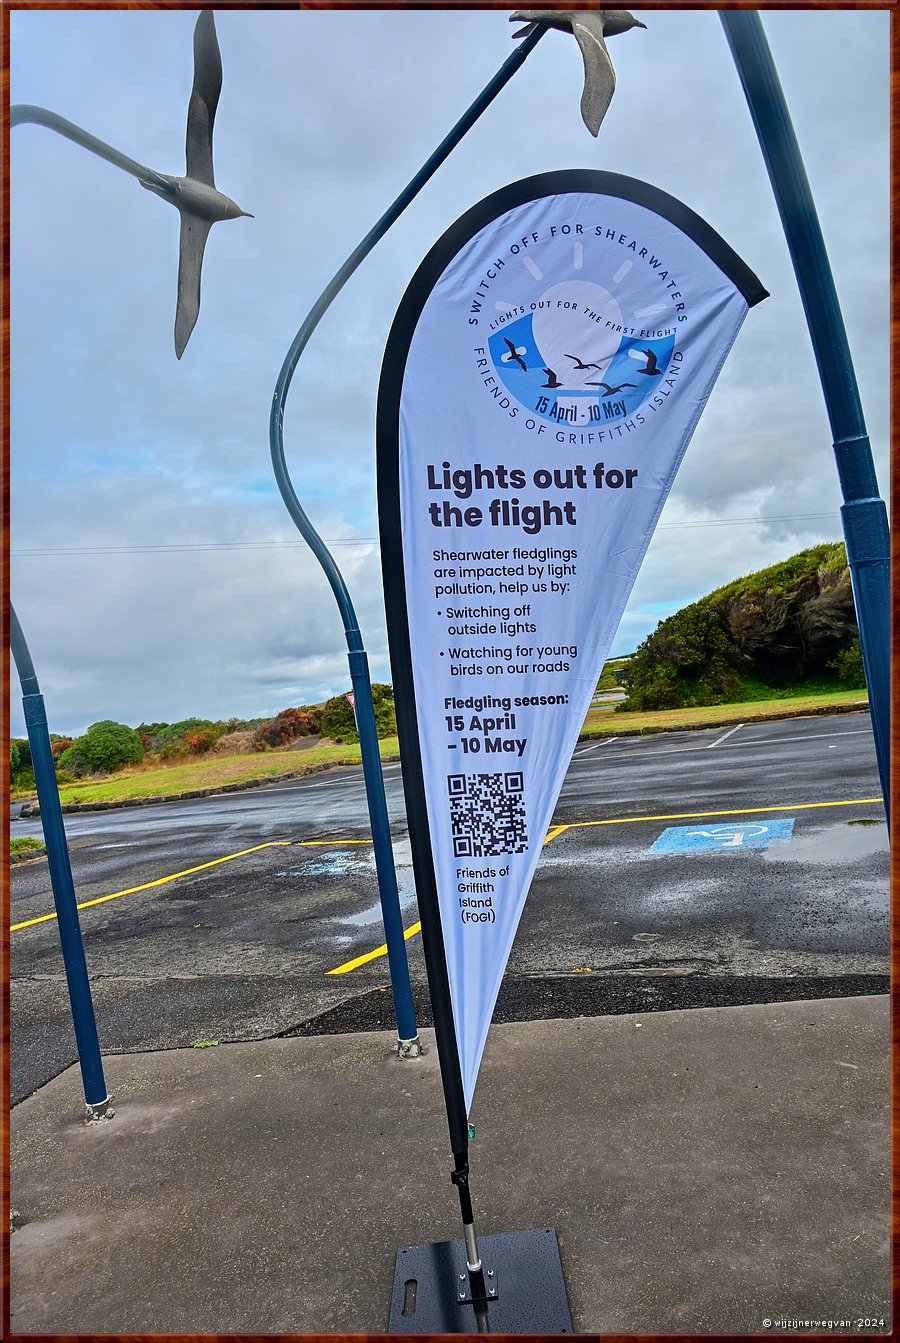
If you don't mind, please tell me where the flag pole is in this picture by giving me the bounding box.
[720,9,890,820]
[399,750,488,1308]
[10,606,112,1121]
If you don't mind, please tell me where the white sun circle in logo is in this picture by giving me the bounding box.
[531,280,624,384]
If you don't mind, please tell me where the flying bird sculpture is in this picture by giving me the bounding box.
[12,12,250,358]
[140,12,252,356]
[510,8,646,135]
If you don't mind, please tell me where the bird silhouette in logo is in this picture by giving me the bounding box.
[564,353,602,371]
[542,368,563,388]
[510,9,646,136]
[635,349,662,377]
[587,380,636,396]
[140,12,252,357]
[503,337,528,371]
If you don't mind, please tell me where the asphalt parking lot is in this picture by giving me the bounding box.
[9,712,888,1104]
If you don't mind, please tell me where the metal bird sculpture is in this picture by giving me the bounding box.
[510,8,646,135]
[140,12,252,356]
[12,13,250,357]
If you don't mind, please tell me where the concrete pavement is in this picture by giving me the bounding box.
[9,995,890,1335]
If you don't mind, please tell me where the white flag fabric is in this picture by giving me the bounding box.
[378,172,766,1114]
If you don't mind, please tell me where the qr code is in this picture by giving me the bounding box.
[447,771,528,858]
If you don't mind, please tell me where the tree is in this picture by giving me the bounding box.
[319,684,396,744]
[619,544,859,712]
[59,720,144,776]
[829,639,866,689]
[253,707,321,749]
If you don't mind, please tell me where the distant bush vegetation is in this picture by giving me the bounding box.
[620,543,865,712]
[10,690,397,791]
[10,738,35,793]
[253,706,323,749]
[319,684,396,744]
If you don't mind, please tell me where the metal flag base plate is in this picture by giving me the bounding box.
[388,1227,572,1334]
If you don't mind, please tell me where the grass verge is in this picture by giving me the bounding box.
[38,738,401,807]
[10,836,47,861]
[582,689,869,737]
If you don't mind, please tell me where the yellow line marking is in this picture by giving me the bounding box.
[563,797,883,829]
[325,797,883,974]
[8,839,361,933]
[326,823,570,973]
[327,921,422,975]
[543,824,570,844]
[293,840,371,846]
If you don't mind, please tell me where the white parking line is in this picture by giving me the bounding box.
[574,737,618,756]
[735,729,869,746]
[571,726,872,765]
[708,723,745,748]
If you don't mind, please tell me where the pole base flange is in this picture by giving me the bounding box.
[83,1097,114,1123]
[388,1227,571,1333]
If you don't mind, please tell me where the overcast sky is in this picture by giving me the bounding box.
[9,5,890,738]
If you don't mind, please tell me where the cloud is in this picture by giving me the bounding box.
[9,8,889,736]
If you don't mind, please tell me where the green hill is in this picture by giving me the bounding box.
[621,543,865,711]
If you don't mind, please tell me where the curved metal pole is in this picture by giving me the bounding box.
[10,605,112,1119]
[720,11,890,822]
[9,105,169,1121]
[269,26,546,1052]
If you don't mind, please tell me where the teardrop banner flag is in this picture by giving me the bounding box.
[377,171,766,1115]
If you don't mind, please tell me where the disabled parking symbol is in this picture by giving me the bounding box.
[650,818,795,853]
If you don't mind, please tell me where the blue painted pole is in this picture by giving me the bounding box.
[269,25,547,1050]
[720,10,890,819]
[10,605,112,1118]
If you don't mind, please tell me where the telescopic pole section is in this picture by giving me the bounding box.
[720,10,890,820]
[269,24,547,1053]
[10,605,112,1120]
[391,627,492,1311]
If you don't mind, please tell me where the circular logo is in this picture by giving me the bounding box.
[480,232,681,431]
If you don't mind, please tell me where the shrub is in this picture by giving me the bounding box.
[319,685,396,744]
[50,738,74,758]
[57,744,92,777]
[136,722,169,735]
[319,695,357,743]
[213,729,258,755]
[371,684,397,738]
[151,719,217,758]
[10,739,30,776]
[253,707,320,749]
[183,724,225,755]
[59,720,144,776]
[10,740,36,792]
[829,639,867,689]
[620,544,861,712]
[11,836,45,856]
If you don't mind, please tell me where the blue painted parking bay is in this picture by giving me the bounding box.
[650,818,795,853]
